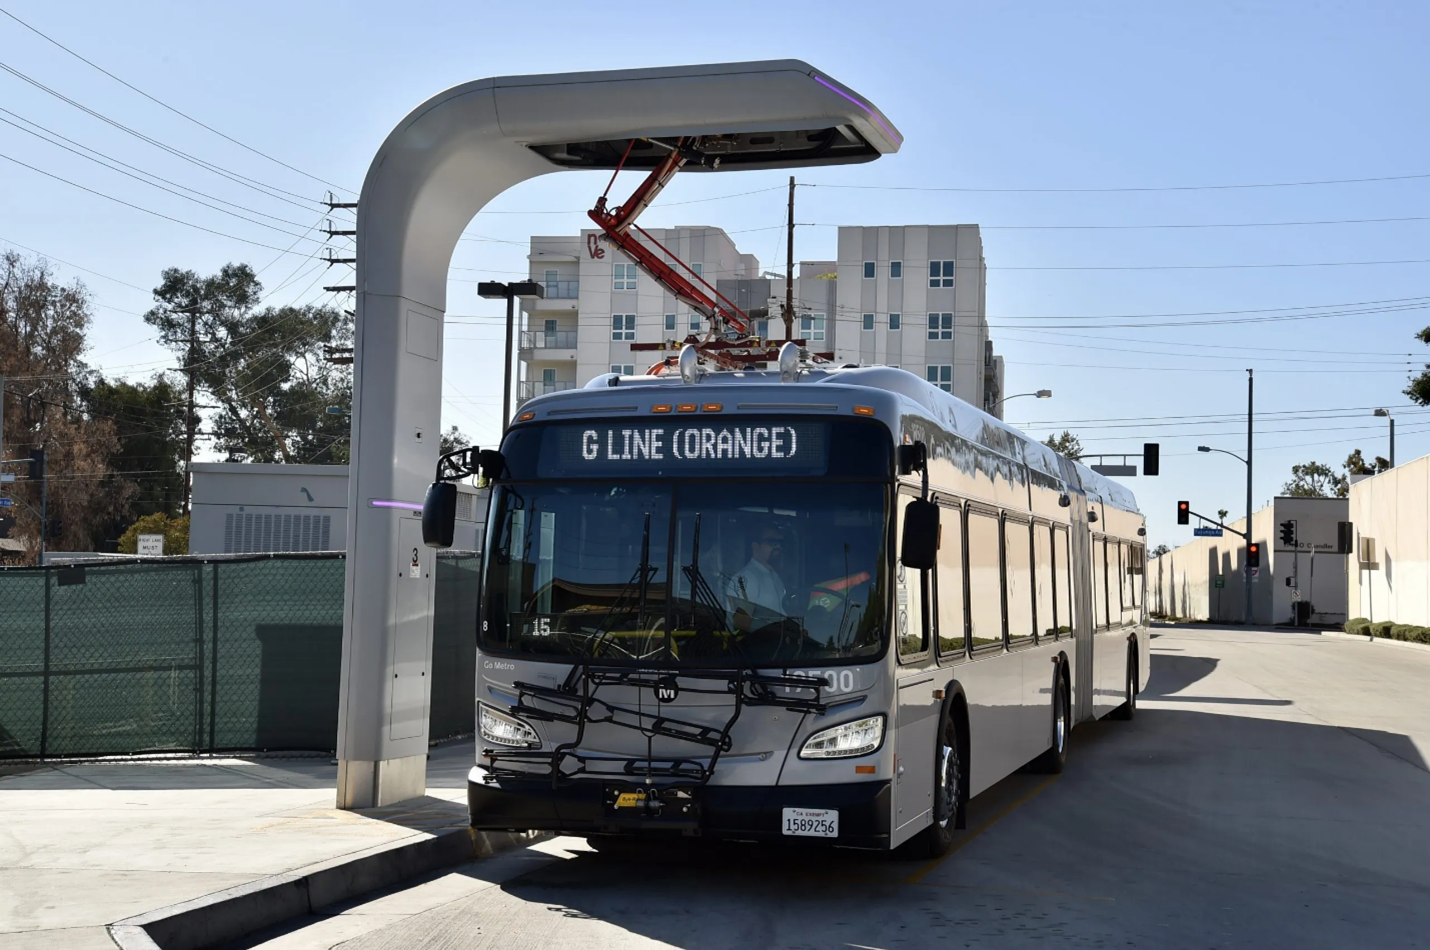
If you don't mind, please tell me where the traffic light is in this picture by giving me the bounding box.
[1278,520,1296,547]
[1247,543,1261,568]
[1177,500,1190,525]
[1143,443,1160,477]
[27,448,45,481]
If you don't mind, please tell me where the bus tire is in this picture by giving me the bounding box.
[1030,666,1070,774]
[913,700,963,858]
[1112,648,1138,720]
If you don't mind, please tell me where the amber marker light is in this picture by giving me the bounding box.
[702,403,723,412]
[854,765,876,775]
[677,403,698,413]
[651,404,672,413]
[517,411,535,422]
[853,405,875,416]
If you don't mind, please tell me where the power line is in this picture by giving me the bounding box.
[802,171,1430,195]
[0,5,355,195]
[0,234,150,291]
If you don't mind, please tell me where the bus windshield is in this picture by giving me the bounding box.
[480,480,889,666]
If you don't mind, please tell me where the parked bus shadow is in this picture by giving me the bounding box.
[454,705,1430,950]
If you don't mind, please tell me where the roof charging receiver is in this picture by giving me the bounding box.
[678,343,701,384]
[778,341,801,383]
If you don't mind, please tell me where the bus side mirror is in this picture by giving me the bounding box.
[422,482,457,548]
[901,499,939,571]
[478,449,507,483]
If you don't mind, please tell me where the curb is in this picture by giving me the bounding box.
[107,826,545,950]
[1318,630,1430,654]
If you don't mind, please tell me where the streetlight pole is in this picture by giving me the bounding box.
[1374,408,1394,467]
[995,389,1052,415]
[478,281,546,434]
[1246,369,1253,626]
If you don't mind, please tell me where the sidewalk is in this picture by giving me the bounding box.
[0,742,476,949]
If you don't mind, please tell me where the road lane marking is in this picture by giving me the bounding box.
[904,774,1060,884]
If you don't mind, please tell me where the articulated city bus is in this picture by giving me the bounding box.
[432,358,1147,855]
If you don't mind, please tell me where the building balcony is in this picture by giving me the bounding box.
[519,329,578,355]
[541,279,579,299]
[517,379,577,404]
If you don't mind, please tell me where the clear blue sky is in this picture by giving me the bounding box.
[3,0,1428,547]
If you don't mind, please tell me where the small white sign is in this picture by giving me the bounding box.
[137,534,164,556]
[0,473,14,483]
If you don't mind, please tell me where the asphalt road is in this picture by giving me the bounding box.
[240,626,1430,950]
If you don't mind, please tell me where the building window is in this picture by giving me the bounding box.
[862,313,875,331]
[889,313,901,331]
[611,314,635,341]
[613,263,638,290]
[610,364,634,376]
[927,313,953,340]
[926,365,953,392]
[801,313,826,342]
[689,312,702,332]
[863,261,875,279]
[664,313,676,332]
[756,318,769,338]
[691,262,703,280]
[544,269,559,288]
[890,261,902,279]
[928,260,955,288]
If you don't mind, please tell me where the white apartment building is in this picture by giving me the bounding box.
[518,224,1004,416]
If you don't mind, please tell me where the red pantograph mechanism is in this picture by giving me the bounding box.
[587,138,830,374]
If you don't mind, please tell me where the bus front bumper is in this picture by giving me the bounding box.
[467,767,892,849]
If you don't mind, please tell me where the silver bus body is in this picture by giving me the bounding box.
[467,366,1148,849]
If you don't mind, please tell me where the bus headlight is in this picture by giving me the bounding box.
[798,715,885,759]
[479,704,540,748]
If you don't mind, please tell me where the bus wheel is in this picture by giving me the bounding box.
[1030,668,1069,774]
[1112,650,1138,721]
[915,703,962,858]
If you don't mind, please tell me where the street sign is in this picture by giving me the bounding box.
[1091,464,1137,477]
[0,498,13,507]
[1193,527,1223,537]
[1214,575,1225,588]
[1250,567,1260,580]
[0,473,13,483]
[137,534,165,557]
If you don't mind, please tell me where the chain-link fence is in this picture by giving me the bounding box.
[0,552,480,759]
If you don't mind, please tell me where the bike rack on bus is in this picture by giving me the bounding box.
[484,665,828,788]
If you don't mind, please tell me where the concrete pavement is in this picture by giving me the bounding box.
[237,626,1430,949]
[0,742,477,949]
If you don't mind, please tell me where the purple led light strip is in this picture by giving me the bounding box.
[369,499,423,512]
[812,75,902,145]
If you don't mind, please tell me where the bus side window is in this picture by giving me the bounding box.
[967,510,1003,649]
[1130,542,1143,611]
[1004,518,1035,645]
[1034,524,1054,640]
[1053,526,1072,638]
[1121,542,1134,625]
[936,504,966,659]
[897,496,930,659]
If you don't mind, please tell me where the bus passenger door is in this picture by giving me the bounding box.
[892,501,938,846]
[1056,463,1096,725]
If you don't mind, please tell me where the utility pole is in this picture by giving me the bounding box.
[183,307,198,516]
[1245,368,1254,626]
[784,175,795,340]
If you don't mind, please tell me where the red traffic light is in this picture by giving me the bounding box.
[1177,500,1190,525]
[1247,542,1261,568]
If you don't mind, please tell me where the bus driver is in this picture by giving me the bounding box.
[726,524,787,632]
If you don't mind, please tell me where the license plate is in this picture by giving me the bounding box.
[782,807,838,838]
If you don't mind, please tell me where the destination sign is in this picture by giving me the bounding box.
[538,421,828,478]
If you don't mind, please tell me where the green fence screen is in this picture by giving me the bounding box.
[0,553,479,759]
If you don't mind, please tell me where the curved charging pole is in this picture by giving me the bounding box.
[338,60,900,808]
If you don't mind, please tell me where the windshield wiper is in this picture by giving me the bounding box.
[681,513,751,665]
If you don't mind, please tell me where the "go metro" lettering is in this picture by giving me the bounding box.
[580,426,801,462]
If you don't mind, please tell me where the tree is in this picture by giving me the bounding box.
[1043,430,1083,459]
[1151,544,1170,557]
[117,512,189,555]
[0,252,134,558]
[80,374,186,548]
[439,425,471,455]
[1343,448,1390,476]
[144,263,351,465]
[1283,461,1347,498]
[1405,327,1430,405]
[1217,509,1229,523]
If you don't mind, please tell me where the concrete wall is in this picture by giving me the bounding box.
[1151,497,1349,625]
[1348,453,1430,624]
